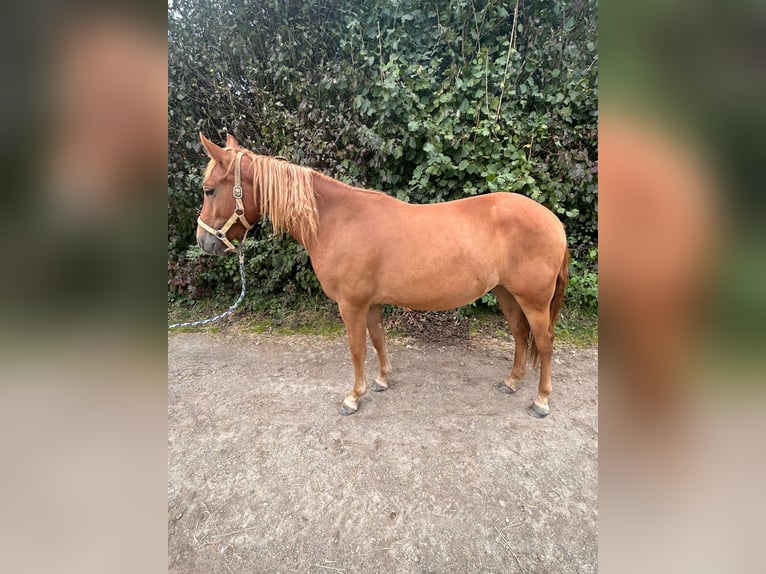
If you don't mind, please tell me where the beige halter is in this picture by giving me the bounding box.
[196,151,254,252]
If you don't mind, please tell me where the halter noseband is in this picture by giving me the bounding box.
[197,151,254,252]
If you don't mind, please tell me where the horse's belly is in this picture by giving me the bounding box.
[378,264,498,311]
[384,291,488,312]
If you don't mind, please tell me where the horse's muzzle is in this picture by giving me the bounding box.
[196,231,228,255]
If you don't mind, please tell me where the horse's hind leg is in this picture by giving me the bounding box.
[517,302,555,418]
[338,302,370,415]
[493,286,530,394]
[367,304,392,392]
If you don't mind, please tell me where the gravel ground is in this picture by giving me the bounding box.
[168,331,597,573]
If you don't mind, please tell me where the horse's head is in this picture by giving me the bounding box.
[196,133,258,255]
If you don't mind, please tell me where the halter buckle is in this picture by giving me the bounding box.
[232,185,243,198]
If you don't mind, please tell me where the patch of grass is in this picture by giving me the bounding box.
[168,295,344,337]
[459,307,597,348]
[248,296,344,337]
[554,308,598,347]
[169,295,597,346]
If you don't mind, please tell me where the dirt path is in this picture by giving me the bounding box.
[168,332,597,573]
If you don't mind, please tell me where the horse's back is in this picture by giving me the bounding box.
[403,192,566,258]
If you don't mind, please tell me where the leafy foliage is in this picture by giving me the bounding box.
[168,0,598,309]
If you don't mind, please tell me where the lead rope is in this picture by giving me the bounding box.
[168,242,248,330]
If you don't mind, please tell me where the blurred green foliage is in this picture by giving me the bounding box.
[168,0,597,311]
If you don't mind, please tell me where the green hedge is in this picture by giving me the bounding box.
[168,0,597,309]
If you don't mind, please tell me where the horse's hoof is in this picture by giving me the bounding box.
[496,381,516,394]
[370,380,388,392]
[339,401,358,416]
[527,402,550,418]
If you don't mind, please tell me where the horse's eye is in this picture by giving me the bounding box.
[204,187,215,196]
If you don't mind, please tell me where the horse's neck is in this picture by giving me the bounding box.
[301,173,367,252]
[312,172,361,198]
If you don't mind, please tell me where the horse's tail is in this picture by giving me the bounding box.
[529,248,570,369]
[550,247,570,328]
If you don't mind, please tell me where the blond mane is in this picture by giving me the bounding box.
[212,150,319,244]
[249,153,318,244]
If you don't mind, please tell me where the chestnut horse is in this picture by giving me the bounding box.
[195,133,569,418]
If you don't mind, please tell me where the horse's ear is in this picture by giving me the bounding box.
[199,132,227,164]
[225,133,239,148]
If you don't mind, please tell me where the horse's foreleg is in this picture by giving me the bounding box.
[493,286,530,394]
[339,302,370,415]
[367,304,392,392]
